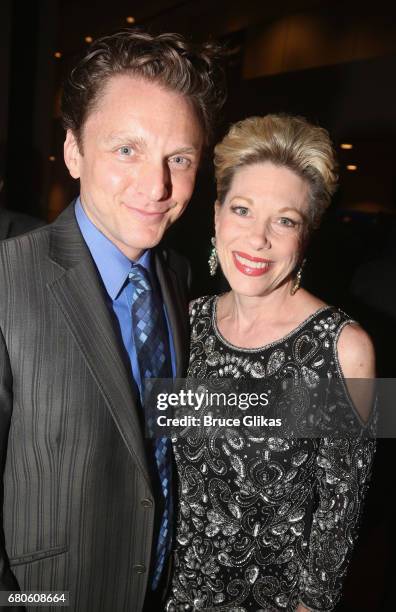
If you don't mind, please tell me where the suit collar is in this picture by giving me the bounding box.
[47,202,189,484]
[47,202,152,488]
[74,198,152,300]
[48,200,90,269]
[48,203,189,375]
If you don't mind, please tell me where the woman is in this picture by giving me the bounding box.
[166,115,375,612]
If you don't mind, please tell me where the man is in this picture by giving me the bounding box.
[0,31,225,611]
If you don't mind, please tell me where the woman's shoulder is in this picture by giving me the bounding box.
[189,294,217,319]
[298,290,353,328]
[301,291,374,360]
[301,292,375,421]
[301,290,371,350]
[336,322,375,378]
[303,288,376,377]
[298,290,327,311]
[297,291,373,363]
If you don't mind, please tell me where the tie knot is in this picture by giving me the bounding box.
[128,264,151,294]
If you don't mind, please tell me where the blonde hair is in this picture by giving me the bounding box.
[214,114,338,232]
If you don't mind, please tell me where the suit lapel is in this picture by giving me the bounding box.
[47,204,151,488]
[154,250,189,377]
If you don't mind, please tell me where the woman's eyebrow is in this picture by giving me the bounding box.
[229,195,254,205]
[278,206,307,220]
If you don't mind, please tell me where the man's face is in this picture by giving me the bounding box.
[64,75,203,260]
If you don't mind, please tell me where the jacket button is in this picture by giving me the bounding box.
[141,498,153,508]
[133,564,146,574]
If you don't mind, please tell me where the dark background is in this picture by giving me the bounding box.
[1,1,396,609]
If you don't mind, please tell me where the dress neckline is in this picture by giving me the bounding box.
[211,294,332,353]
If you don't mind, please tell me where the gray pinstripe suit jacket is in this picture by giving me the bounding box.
[0,203,190,611]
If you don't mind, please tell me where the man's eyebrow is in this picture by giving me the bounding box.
[104,134,146,148]
[167,146,201,157]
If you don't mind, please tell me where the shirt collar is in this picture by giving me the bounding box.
[75,197,151,299]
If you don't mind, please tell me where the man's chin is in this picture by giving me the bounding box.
[122,232,165,255]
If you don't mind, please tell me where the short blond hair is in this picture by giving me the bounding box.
[214,114,338,232]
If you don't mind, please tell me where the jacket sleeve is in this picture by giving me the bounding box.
[0,324,25,609]
[298,435,375,611]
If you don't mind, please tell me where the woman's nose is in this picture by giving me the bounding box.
[247,223,271,251]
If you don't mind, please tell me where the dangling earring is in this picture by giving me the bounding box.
[291,258,306,295]
[208,237,218,276]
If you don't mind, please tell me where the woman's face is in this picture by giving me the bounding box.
[215,161,310,298]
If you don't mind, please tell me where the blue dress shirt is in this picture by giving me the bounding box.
[74,198,176,395]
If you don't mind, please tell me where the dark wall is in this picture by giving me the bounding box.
[3,0,58,219]
[4,1,40,215]
[0,0,11,182]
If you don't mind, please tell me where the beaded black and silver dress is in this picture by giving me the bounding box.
[166,295,375,612]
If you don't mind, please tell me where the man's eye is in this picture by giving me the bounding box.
[169,156,191,168]
[119,146,133,156]
[231,205,250,217]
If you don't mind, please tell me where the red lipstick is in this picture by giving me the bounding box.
[232,251,272,276]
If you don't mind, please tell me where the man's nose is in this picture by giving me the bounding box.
[136,161,170,202]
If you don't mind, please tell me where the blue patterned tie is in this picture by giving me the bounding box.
[128,264,173,590]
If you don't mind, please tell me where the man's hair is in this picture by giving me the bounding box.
[214,114,338,235]
[61,30,226,150]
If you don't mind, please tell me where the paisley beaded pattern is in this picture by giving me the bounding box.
[166,296,375,612]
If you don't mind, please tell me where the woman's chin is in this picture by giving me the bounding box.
[226,280,272,299]
[223,270,292,298]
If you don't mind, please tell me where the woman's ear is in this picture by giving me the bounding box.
[214,200,221,233]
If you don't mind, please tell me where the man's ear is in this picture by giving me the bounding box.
[64,130,81,179]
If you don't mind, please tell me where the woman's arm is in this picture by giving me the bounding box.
[337,323,376,422]
[298,323,376,611]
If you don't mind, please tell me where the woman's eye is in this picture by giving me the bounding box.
[231,206,250,217]
[278,217,297,227]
